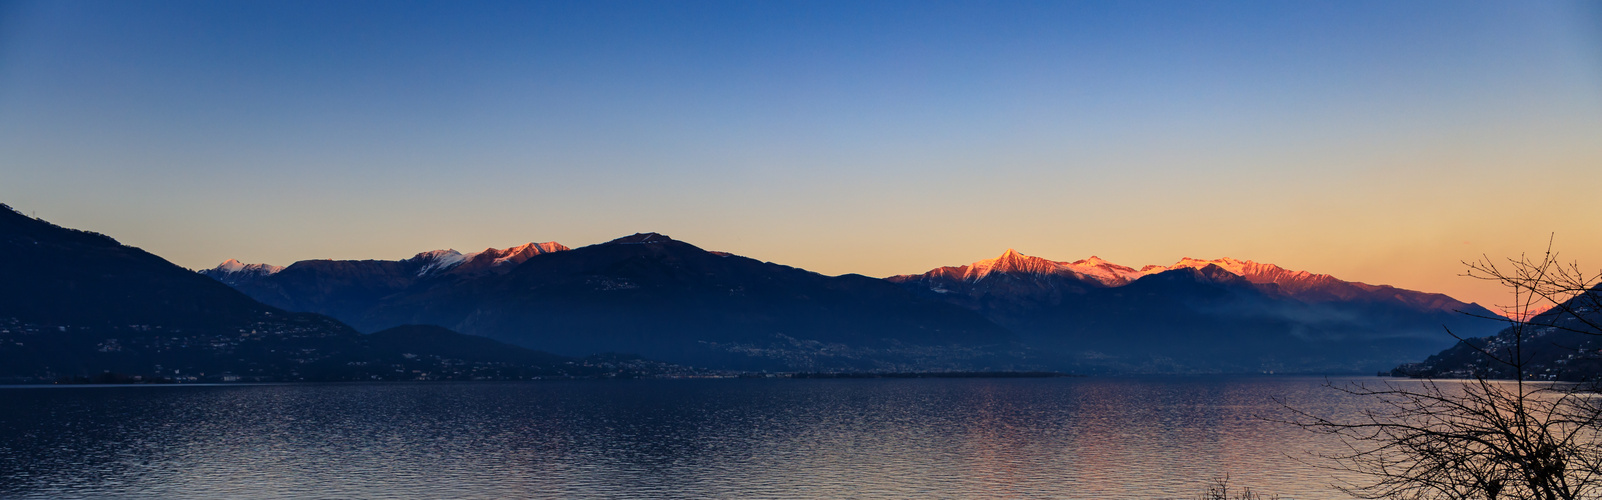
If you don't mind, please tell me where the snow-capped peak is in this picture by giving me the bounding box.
[935,251,1313,287]
[1164,257,1253,276]
[900,251,1330,289]
[488,242,568,265]
[200,259,284,285]
[453,241,571,274]
[895,251,1474,313]
[412,249,467,276]
[968,249,1061,278]
[948,249,1144,286]
[218,259,246,273]
[1153,257,1322,285]
[210,259,284,276]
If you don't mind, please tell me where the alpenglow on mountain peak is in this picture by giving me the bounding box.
[898,249,1371,290]
[891,249,1479,314]
[917,248,1147,286]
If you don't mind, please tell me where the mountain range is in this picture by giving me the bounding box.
[0,204,692,382]
[208,233,1021,371]
[204,238,1503,374]
[0,196,1508,378]
[889,249,1502,373]
[200,241,569,317]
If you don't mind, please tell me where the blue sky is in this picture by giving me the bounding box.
[2,0,1600,306]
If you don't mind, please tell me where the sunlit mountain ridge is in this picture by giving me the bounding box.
[889,248,1502,373]
[893,249,1489,315]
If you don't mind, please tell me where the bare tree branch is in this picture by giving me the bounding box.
[1282,237,1602,499]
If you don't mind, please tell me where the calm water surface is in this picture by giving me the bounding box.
[0,377,1387,499]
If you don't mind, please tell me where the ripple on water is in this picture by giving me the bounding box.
[0,377,1392,499]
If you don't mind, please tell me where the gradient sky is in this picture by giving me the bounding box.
[2,0,1599,309]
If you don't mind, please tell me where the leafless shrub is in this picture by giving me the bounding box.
[1282,237,1602,499]
[1284,378,1602,499]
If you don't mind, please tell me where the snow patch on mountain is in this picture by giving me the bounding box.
[455,241,570,273]
[411,249,467,276]
[894,250,1482,315]
[902,249,1147,286]
[1151,257,1339,292]
[210,259,284,276]
[200,259,285,285]
[1064,255,1148,285]
[406,242,571,277]
[479,242,568,266]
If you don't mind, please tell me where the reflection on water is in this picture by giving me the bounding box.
[0,377,1382,499]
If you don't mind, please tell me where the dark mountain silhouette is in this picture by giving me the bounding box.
[200,242,568,323]
[221,233,1023,371]
[191,227,1509,374]
[891,250,1503,373]
[0,204,274,330]
[1393,284,1602,380]
[365,324,569,365]
[1156,257,1491,315]
[0,205,687,381]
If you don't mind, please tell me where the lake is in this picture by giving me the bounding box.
[0,377,1388,499]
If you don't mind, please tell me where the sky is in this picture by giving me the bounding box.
[1,0,1599,310]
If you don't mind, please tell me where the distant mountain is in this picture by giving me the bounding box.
[896,252,1487,314]
[202,259,285,286]
[204,241,569,282]
[911,249,1145,287]
[201,241,569,325]
[891,250,1503,374]
[1157,257,1478,313]
[1393,285,1602,381]
[248,233,1022,371]
[195,231,1505,374]
[451,242,569,275]
[0,204,684,381]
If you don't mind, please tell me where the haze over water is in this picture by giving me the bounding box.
[1,377,1390,499]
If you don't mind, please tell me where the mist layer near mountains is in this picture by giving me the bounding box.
[888,249,1502,374]
[1395,283,1602,381]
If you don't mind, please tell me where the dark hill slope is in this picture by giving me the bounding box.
[230,259,424,324]
[0,204,271,329]
[365,324,571,365]
[1394,285,1602,380]
[1039,266,1467,374]
[0,205,688,381]
[0,204,362,379]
